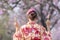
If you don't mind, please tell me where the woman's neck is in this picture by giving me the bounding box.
[28,19,36,25]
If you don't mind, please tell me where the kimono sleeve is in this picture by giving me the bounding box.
[42,30,52,40]
[13,29,24,40]
[40,25,52,40]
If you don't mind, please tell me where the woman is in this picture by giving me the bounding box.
[13,8,52,40]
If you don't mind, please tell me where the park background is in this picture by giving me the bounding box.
[0,0,60,40]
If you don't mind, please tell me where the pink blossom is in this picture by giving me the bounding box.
[0,9,3,15]
[9,0,16,3]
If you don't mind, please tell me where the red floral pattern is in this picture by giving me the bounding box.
[31,37,41,40]
[43,31,47,36]
[44,37,49,40]
[13,22,51,40]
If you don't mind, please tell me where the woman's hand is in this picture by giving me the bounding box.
[14,17,19,32]
[46,14,51,31]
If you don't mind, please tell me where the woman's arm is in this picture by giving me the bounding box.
[14,17,20,32]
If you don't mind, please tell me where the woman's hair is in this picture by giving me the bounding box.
[27,11,37,21]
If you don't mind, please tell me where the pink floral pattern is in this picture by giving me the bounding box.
[13,22,51,40]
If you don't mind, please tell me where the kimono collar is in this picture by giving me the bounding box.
[27,21,36,25]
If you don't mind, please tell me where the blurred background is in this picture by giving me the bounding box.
[0,0,60,40]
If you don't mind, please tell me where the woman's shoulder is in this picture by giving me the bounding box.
[20,23,31,29]
[35,23,46,30]
[20,24,27,29]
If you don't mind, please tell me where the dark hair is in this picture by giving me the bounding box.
[27,11,37,21]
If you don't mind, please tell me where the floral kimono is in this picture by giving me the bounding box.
[13,22,51,40]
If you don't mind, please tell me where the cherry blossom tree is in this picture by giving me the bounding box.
[0,0,60,40]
